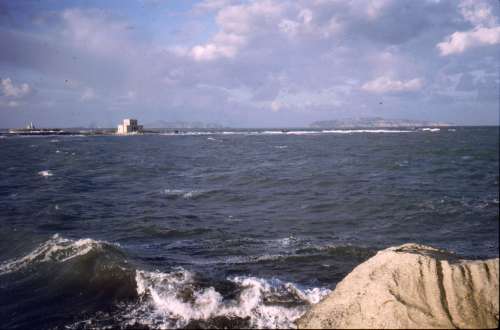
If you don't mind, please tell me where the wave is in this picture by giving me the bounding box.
[0,234,121,274]
[158,129,415,136]
[421,127,440,132]
[38,170,53,177]
[3,235,331,329]
[0,235,137,329]
[117,224,210,241]
[163,189,207,199]
[113,268,330,329]
[322,129,413,134]
[180,239,375,267]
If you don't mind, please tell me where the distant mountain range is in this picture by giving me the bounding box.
[310,117,449,128]
[143,120,223,129]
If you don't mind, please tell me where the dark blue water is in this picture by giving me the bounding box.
[0,127,498,328]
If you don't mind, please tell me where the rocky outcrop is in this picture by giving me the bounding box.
[297,244,499,329]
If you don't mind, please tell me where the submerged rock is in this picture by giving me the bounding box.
[297,243,499,329]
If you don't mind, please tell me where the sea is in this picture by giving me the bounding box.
[0,127,498,329]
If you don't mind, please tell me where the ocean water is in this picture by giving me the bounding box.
[0,127,498,329]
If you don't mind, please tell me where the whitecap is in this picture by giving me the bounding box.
[286,131,318,135]
[322,129,413,134]
[0,234,116,274]
[163,189,204,199]
[421,127,440,132]
[121,268,330,329]
[38,170,53,177]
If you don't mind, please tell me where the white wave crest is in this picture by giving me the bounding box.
[0,234,113,274]
[286,131,318,135]
[38,170,53,177]
[322,129,413,134]
[163,189,205,199]
[421,127,440,132]
[158,129,417,136]
[124,268,330,329]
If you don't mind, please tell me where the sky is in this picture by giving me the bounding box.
[0,0,499,128]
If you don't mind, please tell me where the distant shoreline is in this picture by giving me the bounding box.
[1,126,496,137]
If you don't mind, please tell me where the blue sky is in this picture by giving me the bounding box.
[0,0,499,128]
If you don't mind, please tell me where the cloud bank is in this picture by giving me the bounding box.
[0,0,498,127]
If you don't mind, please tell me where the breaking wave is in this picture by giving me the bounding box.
[38,170,53,177]
[159,129,416,136]
[2,235,331,329]
[321,129,413,134]
[163,189,207,199]
[109,268,330,329]
[0,234,120,274]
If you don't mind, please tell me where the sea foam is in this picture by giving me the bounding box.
[163,189,205,199]
[3,235,331,329]
[157,129,415,136]
[38,170,53,177]
[122,268,330,329]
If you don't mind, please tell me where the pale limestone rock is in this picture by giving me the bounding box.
[297,244,499,329]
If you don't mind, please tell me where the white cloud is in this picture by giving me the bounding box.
[362,76,423,93]
[1,78,31,98]
[1,0,498,126]
[188,0,283,61]
[437,26,500,55]
[363,0,393,19]
[459,0,497,27]
[187,0,346,61]
[437,0,500,56]
[279,7,342,39]
[216,0,283,34]
[190,32,245,61]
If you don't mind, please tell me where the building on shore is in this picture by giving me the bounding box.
[117,118,143,135]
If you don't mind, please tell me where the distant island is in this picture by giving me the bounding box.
[310,117,449,128]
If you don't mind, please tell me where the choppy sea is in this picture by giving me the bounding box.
[0,127,498,329]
